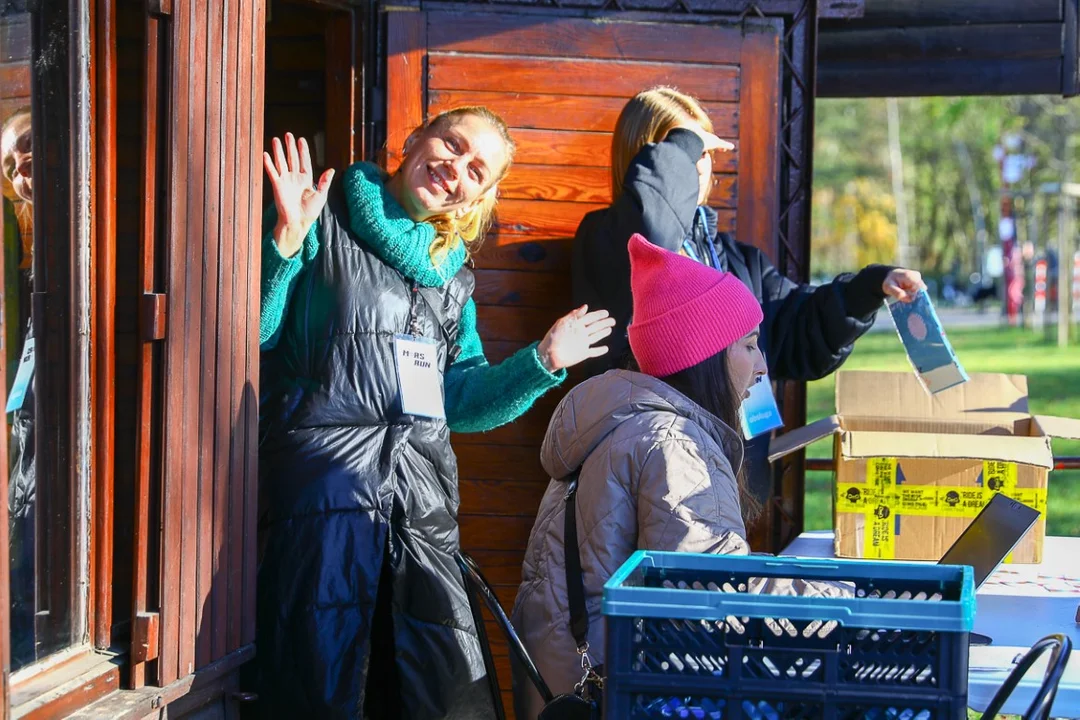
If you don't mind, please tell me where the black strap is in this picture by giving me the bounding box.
[563,473,589,650]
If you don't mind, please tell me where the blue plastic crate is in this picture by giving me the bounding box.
[602,552,975,720]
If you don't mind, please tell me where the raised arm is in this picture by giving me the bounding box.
[744,239,923,381]
[259,133,334,350]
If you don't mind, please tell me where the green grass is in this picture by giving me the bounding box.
[803,326,1080,537]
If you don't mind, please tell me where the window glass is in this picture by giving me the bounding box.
[2,0,79,672]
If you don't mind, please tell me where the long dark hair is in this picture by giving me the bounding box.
[629,350,761,523]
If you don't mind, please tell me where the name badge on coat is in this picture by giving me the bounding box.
[393,334,446,420]
[6,337,35,414]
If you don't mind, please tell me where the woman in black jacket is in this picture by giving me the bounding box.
[257,108,614,719]
[572,86,924,506]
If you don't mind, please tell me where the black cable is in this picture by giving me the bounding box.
[979,634,1072,720]
[456,552,556,704]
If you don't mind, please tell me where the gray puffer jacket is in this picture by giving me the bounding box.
[510,370,750,718]
[509,370,851,718]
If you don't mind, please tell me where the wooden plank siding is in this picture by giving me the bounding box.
[385,10,781,715]
[123,0,158,688]
[147,0,266,688]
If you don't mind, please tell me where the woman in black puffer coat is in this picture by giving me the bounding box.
[573,86,925,509]
[257,107,614,719]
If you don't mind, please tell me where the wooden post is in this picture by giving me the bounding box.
[92,0,118,652]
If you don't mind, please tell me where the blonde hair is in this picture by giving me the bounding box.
[611,87,713,199]
[399,106,515,264]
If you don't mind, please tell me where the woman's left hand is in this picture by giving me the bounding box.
[882,268,926,303]
[537,306,617,372]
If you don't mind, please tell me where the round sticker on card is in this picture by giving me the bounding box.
[907,313,928,342]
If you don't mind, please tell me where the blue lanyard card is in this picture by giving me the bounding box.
[6,337,34,414]
[739,372,784,440]
[887,288,969,395]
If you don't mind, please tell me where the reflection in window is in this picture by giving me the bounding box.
[2,0,77,672]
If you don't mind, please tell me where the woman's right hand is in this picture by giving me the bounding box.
[669,122,734,153]
[263,132,335,258]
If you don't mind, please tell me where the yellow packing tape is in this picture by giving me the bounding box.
[861,458,896,559]
[837,458,1047,560]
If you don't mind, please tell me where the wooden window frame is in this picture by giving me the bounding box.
[1,0,119,715]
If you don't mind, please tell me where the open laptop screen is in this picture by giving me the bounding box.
[938,492,1040,589]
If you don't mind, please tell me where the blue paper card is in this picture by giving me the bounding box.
[887,289,969,395]
[6,337,34,414]
[739,372,784,440]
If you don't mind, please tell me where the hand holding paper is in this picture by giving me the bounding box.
[882,268,926,303]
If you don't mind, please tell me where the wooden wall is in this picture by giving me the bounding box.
[113,0,266,691]
[152,0,266,686]
[385,10,782,713]
[263,0,364,208]
[818,0,1080,97]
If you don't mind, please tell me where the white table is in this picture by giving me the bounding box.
[781,532,1080,718]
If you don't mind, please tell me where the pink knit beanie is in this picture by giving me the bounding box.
[627,233,763,377]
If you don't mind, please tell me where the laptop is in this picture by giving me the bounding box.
[937,492,1041,644]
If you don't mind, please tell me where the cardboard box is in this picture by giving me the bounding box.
[770,371,1080,563]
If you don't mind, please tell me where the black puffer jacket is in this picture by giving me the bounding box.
[257,185,496,720]
[7,321,34,521]
[8,321,35,670]
[572,128,891,504]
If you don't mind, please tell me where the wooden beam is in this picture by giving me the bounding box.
[241,0,266,650]
[817,57,1063,97]
[824,0,1062,28]
[427,53,740,103]
[819,23,1063,64]
[11,652,122,720]
[130,5,161,689]
[426,10,746,64]
[736,21,781,259]
[93,0,119,652]
[195,0,226,672]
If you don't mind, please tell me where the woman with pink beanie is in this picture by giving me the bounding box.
[509,235,849,717]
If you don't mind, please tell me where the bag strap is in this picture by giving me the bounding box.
[563,473,604,697]
[563,473,589,650]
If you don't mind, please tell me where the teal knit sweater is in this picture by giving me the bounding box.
[259,162,565,433]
